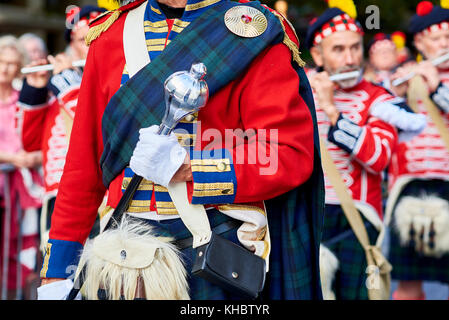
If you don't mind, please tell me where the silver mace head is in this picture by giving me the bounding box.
[158,63,209,135]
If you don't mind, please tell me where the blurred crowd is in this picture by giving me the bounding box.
[0,3,110,299]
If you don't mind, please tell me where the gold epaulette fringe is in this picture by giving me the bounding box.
[272,11,306,68]
[85,10,122,46]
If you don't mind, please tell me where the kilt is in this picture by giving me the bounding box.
[388,179,449,283]
[321,204,379,300]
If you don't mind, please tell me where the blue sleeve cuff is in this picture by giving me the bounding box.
[40,239,83,279]
[328,114,363,154]
[190,149,237,205]
[47,69,82,98]
[430,81,449,113]
[18,79,49,107]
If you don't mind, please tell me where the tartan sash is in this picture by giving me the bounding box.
[100,0,286,187]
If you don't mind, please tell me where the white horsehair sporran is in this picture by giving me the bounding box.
[394,194,449,258]
[79,215,190,300]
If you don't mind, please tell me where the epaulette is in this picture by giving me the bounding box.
[88,10,114,27]
[260,3,306,68]
[85,0,147,46]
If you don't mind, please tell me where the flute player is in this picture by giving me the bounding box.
[387,1,449,300]
[18,5,107,255]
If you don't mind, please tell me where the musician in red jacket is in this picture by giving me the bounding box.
[36,0,324,300]
[306,4,425,300]
[386,1,449,300]
[364,33,401,89]
[18,5,106,251]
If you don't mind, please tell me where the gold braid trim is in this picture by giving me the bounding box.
[85,10,122,46]
[99,205,114,220]
[271,11,306,68]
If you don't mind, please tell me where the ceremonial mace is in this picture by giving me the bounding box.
[67,62,209,300]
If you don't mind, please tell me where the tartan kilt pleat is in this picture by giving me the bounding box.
[321,204,379,300]
[389,227,449,283]
[388,179,449,283]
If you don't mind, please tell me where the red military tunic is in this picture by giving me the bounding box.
[41,0,316,278]
[19,71,82,197]
[308,68,399,226]
[386,69,449,222]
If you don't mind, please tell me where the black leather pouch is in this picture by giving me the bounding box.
[192,232,266,299]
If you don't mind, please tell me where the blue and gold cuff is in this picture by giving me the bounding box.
[40,239,83,279]
[328,114,363,154]
[190,149,237,205]
[47,69,82,99]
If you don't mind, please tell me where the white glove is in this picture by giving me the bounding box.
[129,125,187,188]
[37,279,81,300]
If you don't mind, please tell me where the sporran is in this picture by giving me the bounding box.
[394,195,449,258]
[78,215,190,300]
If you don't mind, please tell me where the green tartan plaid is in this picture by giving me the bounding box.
[389,228,449,283]
[100,0,285,187]
[321,205,379,300]
[262,174,325,300]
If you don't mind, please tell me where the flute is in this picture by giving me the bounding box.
[20,60,86,75]
[391,51,449,87]
[328,70,361,82]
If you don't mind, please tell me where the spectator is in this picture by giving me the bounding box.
[19,4,106,265]
[0,35,43,300]
[18,33,48,63]
[0,35,39,171]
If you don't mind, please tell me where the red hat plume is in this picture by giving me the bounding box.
[417,1,434,16]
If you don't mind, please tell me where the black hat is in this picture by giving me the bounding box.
[305,7,363,50]
[306,8,344,50]
[409,1,449,35]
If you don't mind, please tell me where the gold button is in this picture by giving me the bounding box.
[222,189,232,195]
[122,180,129,189]
[120,250,127,261]
[184,138,194,146]
[216,162,227,172]
[185,114,195,122]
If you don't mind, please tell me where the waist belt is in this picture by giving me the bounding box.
[174,219,242,250]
